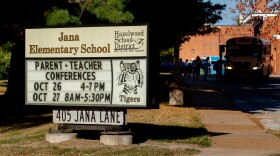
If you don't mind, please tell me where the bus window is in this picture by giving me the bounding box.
[226,44,262,57]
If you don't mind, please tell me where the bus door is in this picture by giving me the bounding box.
[217,45,226,79]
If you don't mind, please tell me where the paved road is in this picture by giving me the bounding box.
[211,75,280,130]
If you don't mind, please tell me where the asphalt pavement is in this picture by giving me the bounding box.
[228,75,280,131]
[182,76,280,156]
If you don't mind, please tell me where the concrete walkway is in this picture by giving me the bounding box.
[183,78,280,156]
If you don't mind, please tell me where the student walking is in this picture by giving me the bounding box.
[179,58,186,76]
[193,56,201,80]
[214,60,222,82]
[203,57,210,81]
[185,59,192,78]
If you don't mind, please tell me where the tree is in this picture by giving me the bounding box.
[127,0,225,84]
[0,0,225,47]
[45,7,82,26]
[0,42,13,80]
[0,0,225,108]
[43,0,134,26]
[126,0,225,105]
[160,47,175,63]
[82,0,134,24]
[229,0,279,39]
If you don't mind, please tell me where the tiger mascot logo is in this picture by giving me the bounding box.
[117,60,144,95]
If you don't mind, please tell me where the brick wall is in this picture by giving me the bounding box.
[180,26,253,61]
[272,39,280,74]
[180,25,280,74]
[262,15,280,74]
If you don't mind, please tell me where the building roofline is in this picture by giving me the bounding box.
[241,12,278,24]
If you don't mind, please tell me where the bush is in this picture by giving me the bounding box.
[0,42,13,80]
[160,47,174,63]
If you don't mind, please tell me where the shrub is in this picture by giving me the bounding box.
[0,42,13,80]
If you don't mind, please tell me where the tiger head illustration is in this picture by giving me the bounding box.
[117,60,143,95]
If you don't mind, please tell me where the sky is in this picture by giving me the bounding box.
[212,0,280,25]
[212,0,239,25]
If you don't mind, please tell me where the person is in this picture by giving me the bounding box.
[213,60,221,82]
[203,57,210,81]
[185,59,192,78]
[179,58,186,76]
[193,56,201,80]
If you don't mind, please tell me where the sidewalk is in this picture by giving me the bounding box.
[183,78,280,156]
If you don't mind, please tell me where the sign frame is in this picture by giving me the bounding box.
[25,24,153,108]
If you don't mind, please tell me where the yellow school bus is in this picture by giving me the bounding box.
[220,36,272,81]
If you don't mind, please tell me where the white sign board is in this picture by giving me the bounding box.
[25,26,147,58]
[26,58,147,106]
[53,109,125,125]
[25,25,148,107]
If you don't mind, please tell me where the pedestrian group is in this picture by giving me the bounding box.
[179,56,216,81]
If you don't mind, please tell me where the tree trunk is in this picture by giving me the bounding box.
[169,0,184,106]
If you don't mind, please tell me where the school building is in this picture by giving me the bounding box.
[180,0,280,74]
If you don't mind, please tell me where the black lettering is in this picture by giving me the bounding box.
[32,93,47,101]
[117,111,121,123]
[100,111,104,122]
[58,32,63,41]
[61,110,67,121]
[110,111,115,123]
[104,93,111,102]
[91,111,96,122]
[85,110,90,122]
[35,62,39,70]
[52,93,60,101]
[69,93,74,101]
[35,61,63,70]
[34,82,48,91]
[80,111,84,122]
[104,111,109,123]
[93,82,105,91]
[74,110,78,122]
[56,110,61,121]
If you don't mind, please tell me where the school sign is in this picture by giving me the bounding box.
[25,25,149,108]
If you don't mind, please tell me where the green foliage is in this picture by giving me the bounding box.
[108,146,200,155]
[160,47,174,62]
[84,0,134,24]
[0,42,12,80]
[44,0,133,26]
[45,7,82,26]
[185,135,211,147]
